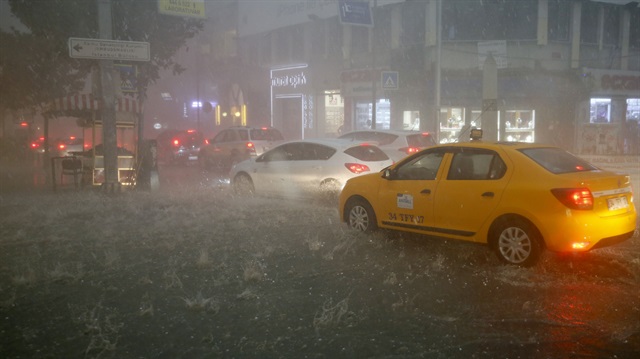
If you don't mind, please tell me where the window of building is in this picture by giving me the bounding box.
[260,33,271,65]
[355,99,390,130]
[442,0,536,41]
[351,25,369,54]
[505,110,535,143]
[590,98,611,123]
[602,5,620,46]
[291,27,305,61]
[374,6,391,50]
[326,18,342,57]
[628,99,640,121]
[631,8,640,49]
[439,107,464,143]
[548,0,571,42]
[581,1,599,44]
[324,91,344,136]
[401,1,425,45]
[275,28,290,62]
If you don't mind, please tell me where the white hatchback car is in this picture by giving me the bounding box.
[230,138,393,198]
[338,130,436,162]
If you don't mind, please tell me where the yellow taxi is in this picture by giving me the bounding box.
[339,132,637,266]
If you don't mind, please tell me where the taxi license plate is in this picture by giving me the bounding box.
[607,196,628,211]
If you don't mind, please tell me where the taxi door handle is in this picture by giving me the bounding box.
[420,189,431,195]
[482,191,494,197]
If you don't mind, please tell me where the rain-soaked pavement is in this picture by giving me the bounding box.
[1,157,639,358]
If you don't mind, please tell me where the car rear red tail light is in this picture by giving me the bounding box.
[551,188,594,210]
[403,147,420,155]
[345,163,370,174]
[58,144,66,150]
[172,139,180,146]
[246,142,256,155]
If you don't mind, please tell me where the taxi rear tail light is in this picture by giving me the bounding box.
[345,163,370,174]
[551,188,593,210]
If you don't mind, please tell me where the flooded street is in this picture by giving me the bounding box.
[1,161,638,358]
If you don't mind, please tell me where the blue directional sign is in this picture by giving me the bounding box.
[338,0,373,27]
[382,71,399,90]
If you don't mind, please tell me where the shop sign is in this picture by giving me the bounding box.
[271,72,308,89]
[271,65,310,94]
[158,0,206,19]
[584,68,640,95]
[601,74,640,92]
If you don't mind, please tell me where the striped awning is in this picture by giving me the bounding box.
[49,94,142,113]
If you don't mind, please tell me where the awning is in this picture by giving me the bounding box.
[48,94,142,113]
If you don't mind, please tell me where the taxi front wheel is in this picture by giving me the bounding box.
[492,218,542,267]
[346,199,377,232]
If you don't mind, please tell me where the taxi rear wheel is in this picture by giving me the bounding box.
[346,198,377,232]
[492,218,541,267]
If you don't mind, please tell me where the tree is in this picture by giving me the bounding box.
[0,0,203,111]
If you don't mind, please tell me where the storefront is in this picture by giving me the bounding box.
[340,69,392,133]
[577,69,640,155]
[270,64,313,140]
[47,94,141,186]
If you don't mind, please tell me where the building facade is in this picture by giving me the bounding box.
[218,0,639,154]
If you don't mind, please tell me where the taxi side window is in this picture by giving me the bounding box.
[396,151,444,180]
[447,152,506,180]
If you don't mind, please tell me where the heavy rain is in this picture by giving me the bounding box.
[1,0,639,358]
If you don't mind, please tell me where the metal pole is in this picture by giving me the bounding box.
[97,0,118,190]
[371,0,377,130]
[435,0,442,141]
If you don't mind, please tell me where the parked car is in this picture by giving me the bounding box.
[339,131,637,266]
[199,126,284,172]
[53,137,85,157]
[231,138,393,199]
[29,137,47,154]
[338,129,436,162]
[157,129,206,165]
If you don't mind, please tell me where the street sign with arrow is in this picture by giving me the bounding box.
[68,37,150,62]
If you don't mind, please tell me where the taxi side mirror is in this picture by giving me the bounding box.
[383,168,396,180]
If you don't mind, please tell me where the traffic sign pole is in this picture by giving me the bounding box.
[98,0,119,191]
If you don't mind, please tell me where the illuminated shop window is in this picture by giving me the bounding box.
[439,107,464,143]
[590,98,611,123]
[505,110,535,143]
[627,99,640,122]
[324,91,344,136]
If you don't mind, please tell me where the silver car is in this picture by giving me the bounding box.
[338,129,436,162]
[230,138,393,199]
[199,126,284,172]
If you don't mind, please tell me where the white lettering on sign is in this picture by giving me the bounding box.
[271,72,307,89]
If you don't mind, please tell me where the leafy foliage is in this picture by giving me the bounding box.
[0,0,203,111]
